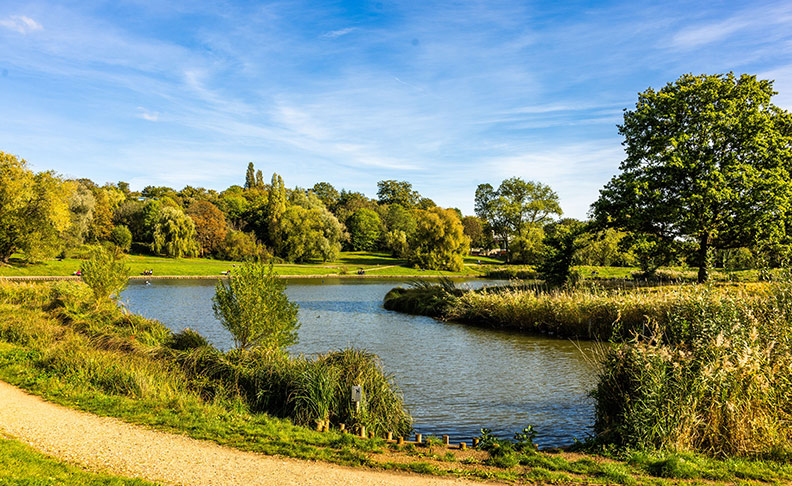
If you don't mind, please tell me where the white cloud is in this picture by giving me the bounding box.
[671,18,747,49]
[322,27,356,39]
[136,107,159,122]
[0,15,42,34]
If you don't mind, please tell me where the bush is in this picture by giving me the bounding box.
[109,225,132,252]
[79,245,130,304]
[212,261,299,350]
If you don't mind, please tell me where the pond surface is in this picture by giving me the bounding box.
[122,278,599,447]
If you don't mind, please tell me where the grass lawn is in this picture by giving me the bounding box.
[0,251,499,278]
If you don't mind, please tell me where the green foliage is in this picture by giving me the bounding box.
[509,224,545,265]
[407,207,469,271]
[592,282,792,457]
[346,208,382,251]
[152,206,200,257]
[475,178,562,259]
[383,278,462,316]
[575,228,636,267]
[79,245,130,304]
[110,224,133,251]
[265,173,287,252]
[376,180,421,208]
[538,219,587,286]
[0,152,71,262]
[461,215,485,248]
[219,230,266,261]
[311,182,340,210]
[0,436,157,485]
[212,262,299,350]
[244,162,255,190]
[592,73,792,283]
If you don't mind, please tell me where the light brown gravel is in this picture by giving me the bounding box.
[0,380,485,486]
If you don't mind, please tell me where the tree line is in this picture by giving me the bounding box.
[0,157,470,271]
[3,73,790,281]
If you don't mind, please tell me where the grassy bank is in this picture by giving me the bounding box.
[385,280,792,459]
[2,280,791,484]
[0,252,502,278]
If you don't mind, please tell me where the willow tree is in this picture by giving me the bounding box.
[592,73,792,282]
[408,207,469,271]
[153,206,200,257]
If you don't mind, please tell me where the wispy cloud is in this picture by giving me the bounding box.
[671,18,748,48]
[0,15,42,34]
[321,27,356,39]
[136,107,159,122]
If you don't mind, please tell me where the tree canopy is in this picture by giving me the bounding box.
[377,180,421,208]
[408,207,469,271]
[475,177,562,259]
[0,152,70,262]
[592,73,792,282]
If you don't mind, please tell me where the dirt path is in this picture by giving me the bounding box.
[0,380,484,486]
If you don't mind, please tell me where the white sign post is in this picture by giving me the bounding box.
[351,385,362,412]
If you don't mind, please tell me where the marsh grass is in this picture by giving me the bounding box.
[387,279,792,459]
[0,279,408,463]
[591,281,792,458]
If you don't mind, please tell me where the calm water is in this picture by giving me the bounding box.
[121,278,599,447]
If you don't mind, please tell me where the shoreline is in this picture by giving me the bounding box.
[0,274,485,281]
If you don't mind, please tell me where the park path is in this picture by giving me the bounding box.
[0,380,483,486]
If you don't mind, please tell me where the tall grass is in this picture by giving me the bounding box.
[384,279,792,457]
[0,279,412,439]
[592,280,792,458]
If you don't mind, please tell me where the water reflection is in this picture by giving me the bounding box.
[122,278,599,447]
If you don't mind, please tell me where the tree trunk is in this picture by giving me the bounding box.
[697,232,710,283]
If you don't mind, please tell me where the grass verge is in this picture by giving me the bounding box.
[0,435,158,485]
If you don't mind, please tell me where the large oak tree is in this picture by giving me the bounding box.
[592,73,792,282]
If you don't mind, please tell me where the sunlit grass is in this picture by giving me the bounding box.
[0,436,158,486]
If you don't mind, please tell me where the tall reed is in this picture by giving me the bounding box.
[593,281,792,457]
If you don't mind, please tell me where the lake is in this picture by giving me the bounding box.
[121,278,599,447]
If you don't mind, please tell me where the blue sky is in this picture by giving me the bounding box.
[1,1,791,218]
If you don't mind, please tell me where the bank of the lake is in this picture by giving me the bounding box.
[1,279,791,485]
[121,277,597,447]
[385,280,792,458]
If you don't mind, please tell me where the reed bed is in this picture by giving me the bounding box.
[385,279,792,457]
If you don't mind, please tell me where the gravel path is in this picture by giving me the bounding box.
[0,380,483,486]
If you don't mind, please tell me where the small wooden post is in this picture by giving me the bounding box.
[339,424,346,432]
[315,420,324,431]
[386,432,393,441]
[442,435,450,446]
[415,433,422,444]
[459,442,467,450]
[397,436,404,445]
[472,438,479,447]
[323,423,330,432]
[359,426,366,438]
